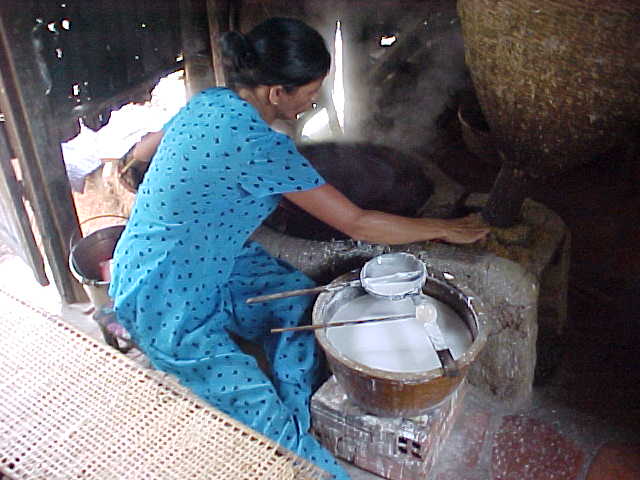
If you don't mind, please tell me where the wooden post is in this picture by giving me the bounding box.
[0,2,85,303]
[180,0,216,98]
[481,159,534,227]
[206,0,239,87]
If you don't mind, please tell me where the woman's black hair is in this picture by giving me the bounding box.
[220,17,331,91]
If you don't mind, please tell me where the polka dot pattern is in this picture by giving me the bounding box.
[108,88,347,478]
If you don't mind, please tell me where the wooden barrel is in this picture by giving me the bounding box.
[312,271,488,417]
[458,0,640,224]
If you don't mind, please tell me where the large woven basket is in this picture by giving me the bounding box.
[458,0,640,177]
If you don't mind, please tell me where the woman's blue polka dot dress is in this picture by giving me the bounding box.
[109,88,350,479]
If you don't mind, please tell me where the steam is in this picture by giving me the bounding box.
[368,16,469,153]
[304,5,470,156]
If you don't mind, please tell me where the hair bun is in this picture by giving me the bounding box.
[220,31,258,71]
[221,18,331,89]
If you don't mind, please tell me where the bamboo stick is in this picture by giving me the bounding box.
[270,313,414,333]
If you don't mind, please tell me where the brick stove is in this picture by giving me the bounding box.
[311,376,466,480]
[253,143,570,478]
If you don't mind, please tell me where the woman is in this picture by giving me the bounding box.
[110,17,488,479]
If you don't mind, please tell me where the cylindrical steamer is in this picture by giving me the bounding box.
[313,270,488,417]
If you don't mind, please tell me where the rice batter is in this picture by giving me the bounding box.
[326,293,472,372]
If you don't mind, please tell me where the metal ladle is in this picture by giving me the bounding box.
[247,252,426,303]
[245,269,423,304]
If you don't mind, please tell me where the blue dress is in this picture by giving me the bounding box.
[109,88,350,479]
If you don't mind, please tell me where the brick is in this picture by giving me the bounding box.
[311,377,466,480]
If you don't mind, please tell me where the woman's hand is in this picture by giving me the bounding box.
[432,213,490,244]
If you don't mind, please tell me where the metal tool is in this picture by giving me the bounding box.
[415,301,459,377]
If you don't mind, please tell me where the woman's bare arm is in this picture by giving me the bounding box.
[131,130,164,163]
[284,184,489,245]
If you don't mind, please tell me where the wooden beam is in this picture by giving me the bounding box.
[0,2,85,303]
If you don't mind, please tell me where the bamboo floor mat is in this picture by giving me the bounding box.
[0,287,329,480]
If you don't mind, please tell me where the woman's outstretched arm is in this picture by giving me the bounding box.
[284,184,489,245]
[131,131,164,163]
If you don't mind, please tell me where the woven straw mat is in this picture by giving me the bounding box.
[0,287,330,480]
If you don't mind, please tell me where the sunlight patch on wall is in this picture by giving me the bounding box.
[333,20,345,130]
[301,20,344,139]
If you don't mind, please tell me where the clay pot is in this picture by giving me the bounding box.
[313,270,488,417]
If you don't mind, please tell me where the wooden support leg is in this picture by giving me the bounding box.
[482,161,534,227]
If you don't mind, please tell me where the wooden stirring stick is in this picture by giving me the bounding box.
[271,313,414,333]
